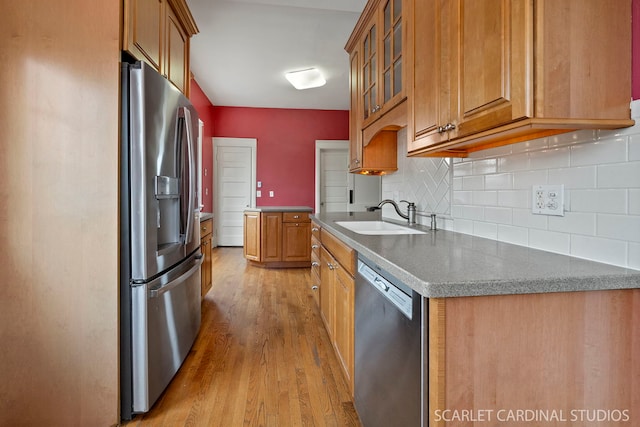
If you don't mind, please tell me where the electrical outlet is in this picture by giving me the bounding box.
[532,185,564,216]
[269,191,274,197]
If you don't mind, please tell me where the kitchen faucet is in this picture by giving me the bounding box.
[367,199,416,225]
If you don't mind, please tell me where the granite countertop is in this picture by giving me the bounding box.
[312,211,640,298]
[244,206,313,213]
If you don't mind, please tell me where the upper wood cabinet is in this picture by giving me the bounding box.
[346,0,406,175]
[123,0,198,95]
[408,0,634,157]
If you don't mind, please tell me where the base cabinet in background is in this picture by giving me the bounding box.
[200,218,212,299]
[242,210,311,268]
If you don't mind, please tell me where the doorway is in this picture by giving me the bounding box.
[213,137,257,246]
[315,140,380,214]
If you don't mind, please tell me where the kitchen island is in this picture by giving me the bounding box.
[312,211,640,427]
[243,206,313,268]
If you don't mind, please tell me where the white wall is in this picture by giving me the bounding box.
[383,100,640,270]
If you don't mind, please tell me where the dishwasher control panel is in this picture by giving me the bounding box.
[357,260,413,319]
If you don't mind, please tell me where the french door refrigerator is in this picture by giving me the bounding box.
[120,60,202,420]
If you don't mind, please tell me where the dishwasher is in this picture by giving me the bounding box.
[355,255,424,427]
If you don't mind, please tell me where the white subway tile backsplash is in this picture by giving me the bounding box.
[548,166,597,189]
[630,189,640,215]
[498,152,530,172]
[548,129,597,148]
[513,169,548,189]
[529,147,570,170]
[571,189,627,214]
[630,134,640,161]
[548,212,596,236]
[485,173,513,190]
[462,175,484,191]
[473,222,498,240]
[472,158,498,175]
[570,235,628,267]
[628,243,640,270]
[570,139,627,166]
[472,191,498,206]
[497,190,530,209]
[529,229,570,255]
[453,218,474,234]
[453,190,472,205]
[497,224,529,246]
[597,162,640,188]
[381,100,639,269]
[512,208,548,230]
[484,207,513,224]
[597,214,640,243]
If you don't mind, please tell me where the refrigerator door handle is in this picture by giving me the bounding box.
[180,106,195,246]
[149,254,203,298]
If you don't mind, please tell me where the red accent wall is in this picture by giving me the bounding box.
[189,79,215,212]
[633,0,640,99]
[212,107,349,210]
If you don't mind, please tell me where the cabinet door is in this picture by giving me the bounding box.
[261,212,282,262]
[349,50,363,171]
[165,5,188,94]
[381,0,404,108]
[243,212,261,261]
[124,0,164,71]
[201,235,212,298]
[333,265,355,393]
[408,0,448,152]
[320,247,335,336]
[361,21,378,126]
[282,222,311,262]
[448,0,531,139]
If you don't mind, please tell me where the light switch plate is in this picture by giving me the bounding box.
[532,185,564,216]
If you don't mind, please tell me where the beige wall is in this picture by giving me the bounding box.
[0,1,120,425]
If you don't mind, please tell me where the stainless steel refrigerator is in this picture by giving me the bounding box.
[120,61,202,420]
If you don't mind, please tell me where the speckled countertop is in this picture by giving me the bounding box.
[200,212,213,221]
[244,206,313,213]
[312,211,640,298]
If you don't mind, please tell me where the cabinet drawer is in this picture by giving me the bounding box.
[311,220,321,239]
[320,229,356,276]
[200,218,213,237]
[311,235,321,257]
[283,212,310,223]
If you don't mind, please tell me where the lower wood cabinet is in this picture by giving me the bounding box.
[242,210,311,268]
[200,217,212,299]
[316,227,356,395]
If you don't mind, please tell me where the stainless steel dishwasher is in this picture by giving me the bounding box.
[355,255,424,427]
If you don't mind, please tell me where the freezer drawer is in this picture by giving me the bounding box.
[131,252,203,413]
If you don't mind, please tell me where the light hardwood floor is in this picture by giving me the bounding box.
[122,247,360,426]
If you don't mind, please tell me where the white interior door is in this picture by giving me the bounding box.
[320,149,349,213]
[214,138,256,246]
[315,140,381,214]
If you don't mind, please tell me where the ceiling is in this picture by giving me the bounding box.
[185,0,367,110]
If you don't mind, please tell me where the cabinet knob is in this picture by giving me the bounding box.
[312,227,319,232]
[311,244,319,249]
[311,285,319,291]
[293,215,300,219]
[438,123,456,133]
[311,261,319,267]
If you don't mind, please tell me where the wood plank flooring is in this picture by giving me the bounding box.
[122,247,361,427]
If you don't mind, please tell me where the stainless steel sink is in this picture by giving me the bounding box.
[335,221,426,235]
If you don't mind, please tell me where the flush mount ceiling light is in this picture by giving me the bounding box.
[284,68,326,90]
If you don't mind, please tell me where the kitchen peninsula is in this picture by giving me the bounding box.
[243,207,313,268]
[313,212,640,427]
